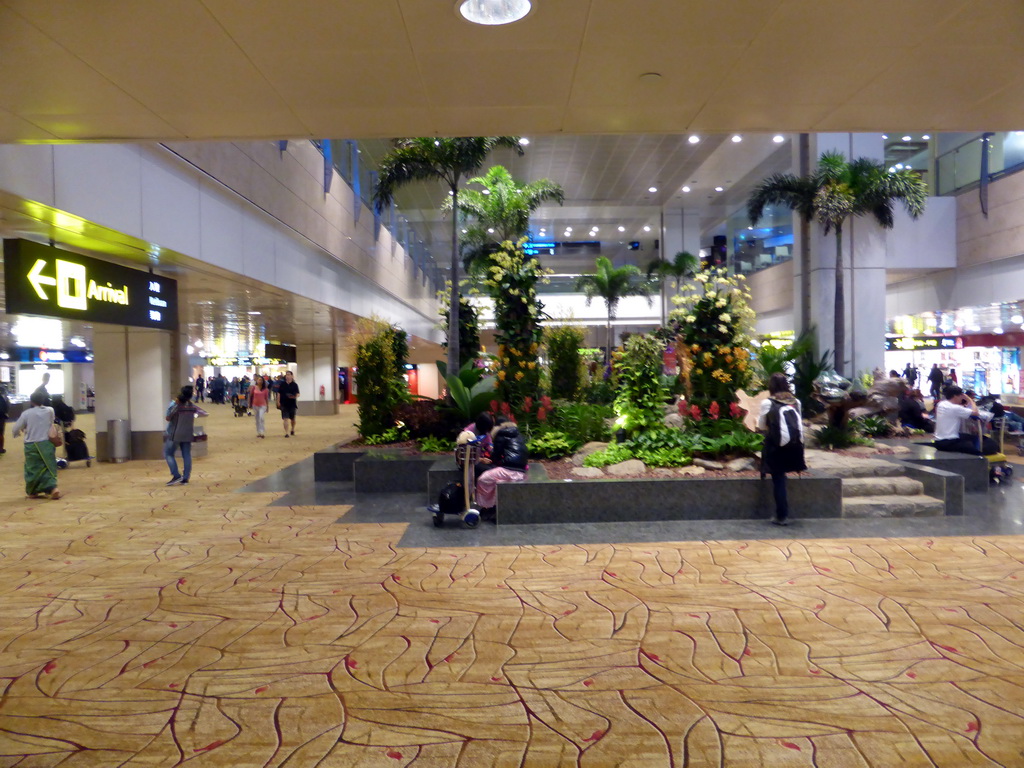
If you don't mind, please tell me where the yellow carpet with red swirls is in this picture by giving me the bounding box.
[1,406,1022,767]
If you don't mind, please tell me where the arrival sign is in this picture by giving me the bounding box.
[3,239,178,330]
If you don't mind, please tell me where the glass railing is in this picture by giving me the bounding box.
[936,131,1024,195]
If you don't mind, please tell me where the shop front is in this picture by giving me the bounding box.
[884,334,1022,397]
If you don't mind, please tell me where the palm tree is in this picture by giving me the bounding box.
[747,151,927,375]
[373,137,522,377]
[647,250,700,292]
[576,256,655,367]
[443,165,564,274]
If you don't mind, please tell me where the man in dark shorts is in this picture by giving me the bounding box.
[277,370,300,437]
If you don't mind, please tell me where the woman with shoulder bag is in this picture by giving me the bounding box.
[11,390,63,499]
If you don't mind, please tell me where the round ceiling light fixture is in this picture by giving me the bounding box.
[457,0,532,25]
[772,135,785,143]
[688,135,700,144]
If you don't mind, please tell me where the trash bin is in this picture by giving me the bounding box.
[107,419,131,463]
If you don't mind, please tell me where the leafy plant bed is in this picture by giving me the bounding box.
[539,458,760,481]
[341,439,449,455]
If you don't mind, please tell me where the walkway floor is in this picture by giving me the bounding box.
[1,405,1023,766]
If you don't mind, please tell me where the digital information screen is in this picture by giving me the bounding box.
[3,239,178,331]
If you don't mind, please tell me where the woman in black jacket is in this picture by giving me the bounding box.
[475,422,528,516]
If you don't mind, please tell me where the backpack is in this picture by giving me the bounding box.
[766,400,802,448]
[437,482,465,515]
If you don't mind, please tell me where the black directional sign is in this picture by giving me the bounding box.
[3,239,178,330]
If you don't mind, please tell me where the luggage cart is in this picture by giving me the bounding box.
[430,438,483,528]
[57,424,93,469]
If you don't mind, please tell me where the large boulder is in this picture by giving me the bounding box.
[693,458,725,470]
[678,466,706,477]
[571,442,609,467]
[572,466,605,479]
[607,459,646,476]
[663,412,684,429]
[726,457,756,472]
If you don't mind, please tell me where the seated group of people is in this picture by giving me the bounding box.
[932,385,1002,456]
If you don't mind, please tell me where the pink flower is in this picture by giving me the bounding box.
[678,399,687,416]
[729,402,743,419]
[709,401,720,420]
[689,404,701,421]
[541,395,552,410]
[537,407,548,422]
[523,396,534,413]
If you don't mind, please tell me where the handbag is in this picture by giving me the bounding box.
[48,422,64,448]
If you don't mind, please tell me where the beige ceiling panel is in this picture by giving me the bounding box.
[24,113,185,141]
[711,46,901,105]
[158,111,310,140]
[918,0,1024,48]
[201,0,409,53]
[561,106,706,135]
[255,50,428,110]
[0,109,56,141]
[847,47,1020,108]
[292,108,435,139]
[430,107,565,138]
[570,46,747,107]
[814,104,948,133]
[585,0,781,48]
[755,0,968,49]
[937,80,1024,131]
[417,50,576,108]
[400,0,590,52]
[689,103,833,133]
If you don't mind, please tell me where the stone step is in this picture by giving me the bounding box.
[841,477,924,497]
[842,494,945,518]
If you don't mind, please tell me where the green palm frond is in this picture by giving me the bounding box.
[747,173,817,224]
[444,165,564,244]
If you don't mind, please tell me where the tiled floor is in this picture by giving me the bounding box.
[1,405,1023,766]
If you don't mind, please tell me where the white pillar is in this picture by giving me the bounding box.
[296,342,337,416]
[93,325,172,460]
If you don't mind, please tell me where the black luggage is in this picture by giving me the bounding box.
[64,429,91,464]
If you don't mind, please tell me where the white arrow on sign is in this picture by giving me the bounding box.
[28,259,56,300]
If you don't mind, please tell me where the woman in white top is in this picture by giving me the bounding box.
[11,390,62,499]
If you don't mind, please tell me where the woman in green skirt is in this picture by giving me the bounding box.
[12,390,62,499]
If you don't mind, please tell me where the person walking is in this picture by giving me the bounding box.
[248,374,271,438]
[927,364,944,403]
[32,372,52,406]
[164,385,208,485]
[758,373,806,526]
[0,383,9,455]
[277,370,300,437]
[902,363,917,388]
[11,390,62,499]
[195,375,206,403]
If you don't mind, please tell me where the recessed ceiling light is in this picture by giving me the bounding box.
[902,135,912,141]
[772,135,784,143]
[648,187,658,193]
[592,227,599,232]
[195,340,204,349]
[994,327,1004,334]
[461,229,468,233]
[482,189,490,195]
[882,134,888,139]
[888,166,896,172]
[922,134,930,140]
[643,225,651,232]
[895,163,904,169]
[248,311,261,315]
[715,186,724,192]
[458,0,532,25]
[688,135,700,144]
[638,72,662,83]
[617,226,625,232]
[680,186,690,193]
[519,137,530,145]
[731,135,742,143]
[487,228,495,234]
[747,226,753,230]
[1012,314,1024,324]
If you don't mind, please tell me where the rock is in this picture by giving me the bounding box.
[607,459,646,476]
[663,413,684,429]
[726,457,756,472]
[890,444,911,454]
[847,445,877,456]
[677,466,706,477]
[571,442,609,467]
[693,458,725,470]
[572,466,605,479]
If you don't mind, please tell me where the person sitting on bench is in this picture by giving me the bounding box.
[933,385,999,456]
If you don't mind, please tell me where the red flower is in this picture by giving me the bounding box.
[689,404,701,420]
[523,396,534,413]
[729,402,742,418]
[537,407,548,422]
[541,395,552,410]
[500,402,512,417]
[709,401,720,420]
[678,399,687,416]
[489,400,499,414]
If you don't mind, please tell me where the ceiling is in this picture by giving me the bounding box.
[0,0,1021,142]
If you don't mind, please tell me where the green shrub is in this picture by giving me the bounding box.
[356,320,411,438]
[393,399,460,440]
[546,325,586,400]
[417,435,454,453]
[613,335,667,435]
[583,442,635,468]
[584,379,616,405]
[527,430,580,459]
[815,424,870,450]
[852,414,892,438]
[551,401,613,445]
[364,425,409,445]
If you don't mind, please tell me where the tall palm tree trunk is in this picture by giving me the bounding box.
[447,184,460,377]
[834,224,845,377]
[606,315,614,369]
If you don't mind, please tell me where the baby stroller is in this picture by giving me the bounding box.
[233,401,250,417]
[428,436,484,528]
[57,426,92,469]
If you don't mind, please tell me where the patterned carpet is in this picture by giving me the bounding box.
[1,406,1023,766]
